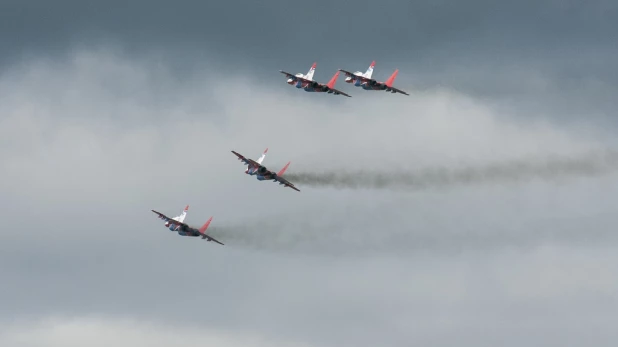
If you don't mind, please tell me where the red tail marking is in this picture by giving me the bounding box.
[277,161,291,176]
[263,148,269,154]
[184,205,189,211]
[199,217,213,233]
[310,62,317,69]
[326,71,340,88]
[385,69,399,87]
[369,60,376,68]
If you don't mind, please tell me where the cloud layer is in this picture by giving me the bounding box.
[0,317,313,347]
[2,44,618,347]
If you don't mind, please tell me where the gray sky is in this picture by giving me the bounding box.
[1,1,618,346]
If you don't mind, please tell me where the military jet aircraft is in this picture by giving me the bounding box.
[151,206,224,245]
[232,149,300,192]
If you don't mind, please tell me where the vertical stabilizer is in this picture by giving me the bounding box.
[326,71,340,89]
[384,69,399,87]
[306,62,317,80]
[277,162,291,176]
[364,61,376,78]
[257,148,268,164]
[175,205,189,223]
[199,217,213,233]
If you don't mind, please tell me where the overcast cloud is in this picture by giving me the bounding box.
[1,1,618,347]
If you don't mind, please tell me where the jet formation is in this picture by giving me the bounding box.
[280,61,409,97]
[152,60,409,245]
[152,149,300,245]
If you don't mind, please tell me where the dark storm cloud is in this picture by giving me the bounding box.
[1,1,616,70]
[3,1,616,48]
[2,0,616,124]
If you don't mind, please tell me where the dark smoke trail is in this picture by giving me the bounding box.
[202,150,618,256]
[206,222,342,255]
[283,150,618,191]
[205,212,618,257]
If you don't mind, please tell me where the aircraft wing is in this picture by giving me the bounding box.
[273,176,301,192]
[358,78,410,96]
[338,69,357,77]
[328,87,352,98]
[279,70,297,79]
[387,86,409,95]
[151,210,190,228]
[338,69,370,82]
[366,80,408,95]
[279,70,312,84]
[201,233,225,245]
[232,150,261,168]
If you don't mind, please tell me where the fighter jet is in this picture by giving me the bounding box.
[339,61,409,95]
[151,205,224,245]
[280,62,351,97]
[232,149,300,192]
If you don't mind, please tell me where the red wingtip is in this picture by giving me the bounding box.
[199,217,213,233]
[385,69,399,87]
[327,71,340,88]
[277,161,291,176]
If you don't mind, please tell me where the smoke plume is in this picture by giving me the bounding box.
[199,150,618,255]
[284,150,618,191]
[204,210,617,257]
